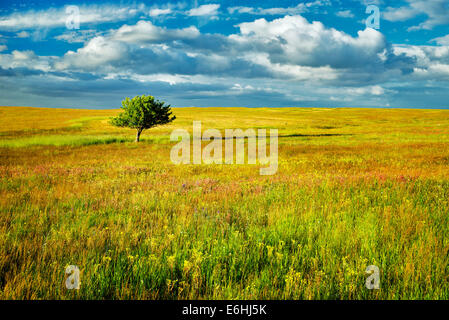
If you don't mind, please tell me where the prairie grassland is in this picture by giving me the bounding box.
[0,106,448,299]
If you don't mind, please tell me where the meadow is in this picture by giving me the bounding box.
[0,106,448,299]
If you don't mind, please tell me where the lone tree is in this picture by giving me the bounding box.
[111,95,176,142]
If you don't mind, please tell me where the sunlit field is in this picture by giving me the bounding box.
[0,106,448,299]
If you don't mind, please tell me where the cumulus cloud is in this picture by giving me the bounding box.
[231,16,388,69]
[0,49,54,72]
[2,6,448,109]
[383,0,449,30]
[394,44,449,66]
[49,14,419,94]
[112,21,200,43]
[432,35,449,46]
[55,37,128,71]
[393,44,449,80]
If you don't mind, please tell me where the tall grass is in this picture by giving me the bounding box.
[0,135,131,148]
[0,106,448,299]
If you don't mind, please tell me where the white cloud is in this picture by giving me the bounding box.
[371,85,386,96]
[244,51,338,81]
[231,16,387,69]
[393,44,449,66]
[55,30,101,43]
[358,0,383,5]
[392,44,449,81]
[228,3,307,15]
[112,21,200,43]
[187,4,220,17]
[383,6,418,22]
[56,37,128,70]
[0,49,53,72]
[322,85,388,98]
[128,73,212,85]
[50,14,415,89]
[3,12,439,108]
[383,0,449,31]
[16,31,30,38]
[336,10,354,18]
[0,45,7,52]
[149,8,173,17]
[228,1,329,16]
[228,7,255,15]
[0,4,146,30]
[432,35,449,46]
[347,85,385,96]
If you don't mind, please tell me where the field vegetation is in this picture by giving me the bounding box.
[0,106,448,299]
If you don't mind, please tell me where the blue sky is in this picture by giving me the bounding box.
[0,0,448,109]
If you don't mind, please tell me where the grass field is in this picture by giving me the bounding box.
[0,106,448,299]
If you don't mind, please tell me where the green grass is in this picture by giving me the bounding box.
[0,135,132,148]
[0,106,448,299]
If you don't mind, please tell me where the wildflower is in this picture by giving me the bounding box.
[183,260,192,274]
[167,255,176,269]
[266,245,274,259]
[276,252,283,262]
[278,240,285,249]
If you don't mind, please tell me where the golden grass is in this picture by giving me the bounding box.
[0,106,448,299]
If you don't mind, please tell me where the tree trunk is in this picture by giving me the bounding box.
[135,129,142,142]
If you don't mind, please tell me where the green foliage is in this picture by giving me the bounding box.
[111,95,176,141]
[0,135,131,148]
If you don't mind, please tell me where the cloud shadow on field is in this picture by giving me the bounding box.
[191,133,353,140]
[279,133,352,138]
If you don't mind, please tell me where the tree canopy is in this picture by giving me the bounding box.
[111,95,176,142]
